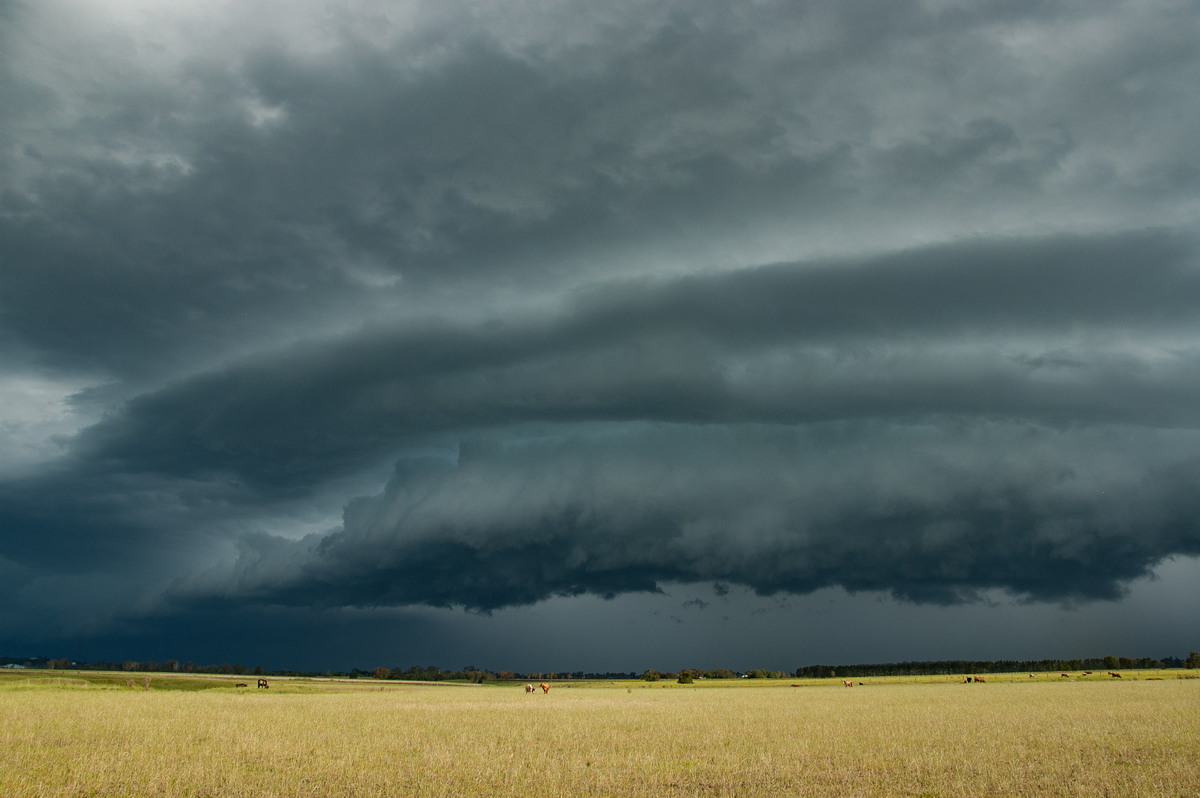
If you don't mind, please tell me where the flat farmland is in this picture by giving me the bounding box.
[2,673,1197,797]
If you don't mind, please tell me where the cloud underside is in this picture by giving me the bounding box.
[176,420,1200,612]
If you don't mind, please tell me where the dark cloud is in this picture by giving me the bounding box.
[169,423,1200,614]
[2,0,1199,668]
[64,230,1200,493]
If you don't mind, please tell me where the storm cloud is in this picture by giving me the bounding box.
[3,0,1199,670]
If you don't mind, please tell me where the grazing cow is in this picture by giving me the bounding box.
[524,683,535,694]
[1029,673,1036,678]
[963,676,973,683]
[540,682,551,694]
[973,676,986,683]
[842,680,854,687]
[1109,672,1121,678]
[235,683,248,688]
[1083,671,1093,675]
[1061,673,1070,678]
[257,679,270,689]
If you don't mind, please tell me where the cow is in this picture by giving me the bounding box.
[524,683,535,694]
[1061,673,1070,678]
[1029,673,1036,678]
[540,682,551,694]
[973,676,986,683]
[842,680,854,687]
[1109,672,1122,678]
[257,679,270,689]
[1083,671,1093,675]
[963,676,973,683]
[235,683,248,688]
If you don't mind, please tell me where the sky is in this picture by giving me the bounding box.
[2,0,1199,674]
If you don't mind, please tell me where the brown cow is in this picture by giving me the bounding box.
[540,682,551,694]
[257,679,270,689]
[1061,673,1070,678]
[973,676,986,683]
[842,680,854,687]
[235,683,248,688]
[1109,671,1122,678]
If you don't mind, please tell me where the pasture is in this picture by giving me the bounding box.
[2,671,1197,797]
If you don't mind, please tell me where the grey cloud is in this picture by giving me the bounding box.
[176,422,1200,611]
[67,230,1200,492]
[8,0,1195,387]
[4,0,1200,667]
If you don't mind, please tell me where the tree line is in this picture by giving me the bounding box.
[5,651,1198,679]
[792,653,1200,679]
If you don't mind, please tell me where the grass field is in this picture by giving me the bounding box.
[2,670,1197,796]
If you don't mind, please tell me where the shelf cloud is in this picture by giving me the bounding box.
[3,0,1199,670]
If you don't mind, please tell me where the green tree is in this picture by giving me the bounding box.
[373,667,390,679]
[642,669,661,682]
[677,671,694,684]
[1186,651,1200,669]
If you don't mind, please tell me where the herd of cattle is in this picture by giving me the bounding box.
[522,672,1134,691]
[228,671,1152,693]
[963,671,1124,683]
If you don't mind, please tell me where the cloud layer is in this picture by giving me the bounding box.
[3,0,1200,666]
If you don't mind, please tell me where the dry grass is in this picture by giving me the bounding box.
[2,675,1197,796]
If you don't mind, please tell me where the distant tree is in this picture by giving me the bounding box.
[373,667,390,679]
[642,669,661,682]
[708,668,735,679]
[1103,655,1120,670]
[677,672,694,684]
[1187,651,1200,669]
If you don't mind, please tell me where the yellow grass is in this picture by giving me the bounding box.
[2,675,1197,797]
